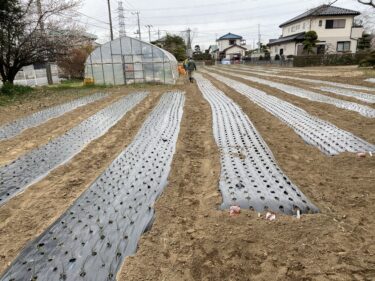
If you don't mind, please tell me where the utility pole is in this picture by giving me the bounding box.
[258,24,261,53]
[132,11,141,40]
[186,28,192,57]
[118,1,126,37]
[107,0,114,40]
[145,25,153,42]
[36,0,44,31]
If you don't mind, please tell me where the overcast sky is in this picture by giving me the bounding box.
[76,0,370,49]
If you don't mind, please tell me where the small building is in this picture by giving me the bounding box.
[268,5,364,58]
[216,33,247,62]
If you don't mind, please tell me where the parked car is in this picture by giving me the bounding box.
[221,58,231,65]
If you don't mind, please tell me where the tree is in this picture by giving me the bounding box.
[303,31,318,55]
[58,45,93,79]
[151,34,187,61]
[357,33,372,50]
[194,45,201,54]
[329,0,374,7]
[357,0,375,7]
[0,0,80,84]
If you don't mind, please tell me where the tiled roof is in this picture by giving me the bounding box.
[267,32,306,46]
[279,5,360,27]
[221,44,247,53]
[217,33,243,41]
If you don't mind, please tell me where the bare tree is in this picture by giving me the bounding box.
[0,0,81,84]
[357,0,375,7]
[327,0,374,7]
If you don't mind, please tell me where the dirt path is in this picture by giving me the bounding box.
[119,81,222,280]
[0,91,162,274]
[119,78,375,281]
[207,68,375,144]
[0,94,124,166]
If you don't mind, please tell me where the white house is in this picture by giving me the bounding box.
[268,5,364,58]
[216,33,247,61]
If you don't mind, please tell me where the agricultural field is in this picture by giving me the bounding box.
[0,65,374,281]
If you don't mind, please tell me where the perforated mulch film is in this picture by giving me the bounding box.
[212,68,375,118]
[202,70,375,156]
[0,91,185,281]
[0,93,108,141]
[0,92,148,206]
[196,73,318,215]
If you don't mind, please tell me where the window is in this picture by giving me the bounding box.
[319,20,323,27]
[337,41,351,52]
[229,39,235,45]
[326,19,346,29]
[280,49,284,55]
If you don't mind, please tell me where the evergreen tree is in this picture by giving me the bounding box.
[303,31,318,55]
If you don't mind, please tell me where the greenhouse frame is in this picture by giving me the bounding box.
[84,36,179,85]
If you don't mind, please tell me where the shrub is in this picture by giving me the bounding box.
[0,83,33,96]
[287,55,294,59]
[275,54,280,61]
[360,50,375,69]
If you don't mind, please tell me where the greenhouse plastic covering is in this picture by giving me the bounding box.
[85,36,178,85]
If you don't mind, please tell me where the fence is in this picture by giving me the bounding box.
[0,64,60,87]
[242,59,293,67]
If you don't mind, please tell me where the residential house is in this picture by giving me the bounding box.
[216,33,247,62]
[208,45,219,60]
[268,5,364,58]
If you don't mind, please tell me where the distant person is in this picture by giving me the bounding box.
[187,57,197,83]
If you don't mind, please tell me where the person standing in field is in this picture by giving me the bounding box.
[187,57,197,83]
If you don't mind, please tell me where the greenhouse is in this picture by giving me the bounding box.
[84,36,178,85]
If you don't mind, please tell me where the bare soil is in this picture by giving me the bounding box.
[1,69,375,281]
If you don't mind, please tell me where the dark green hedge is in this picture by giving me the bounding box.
[293,52,369,67]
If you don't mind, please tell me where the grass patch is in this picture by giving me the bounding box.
[0,83,34,106]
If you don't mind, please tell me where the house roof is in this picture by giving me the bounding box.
[208,45,219,51]
[279,5,360,27]
[221,44,247,53]
[217,33,243,41]
[267,32,306,46]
